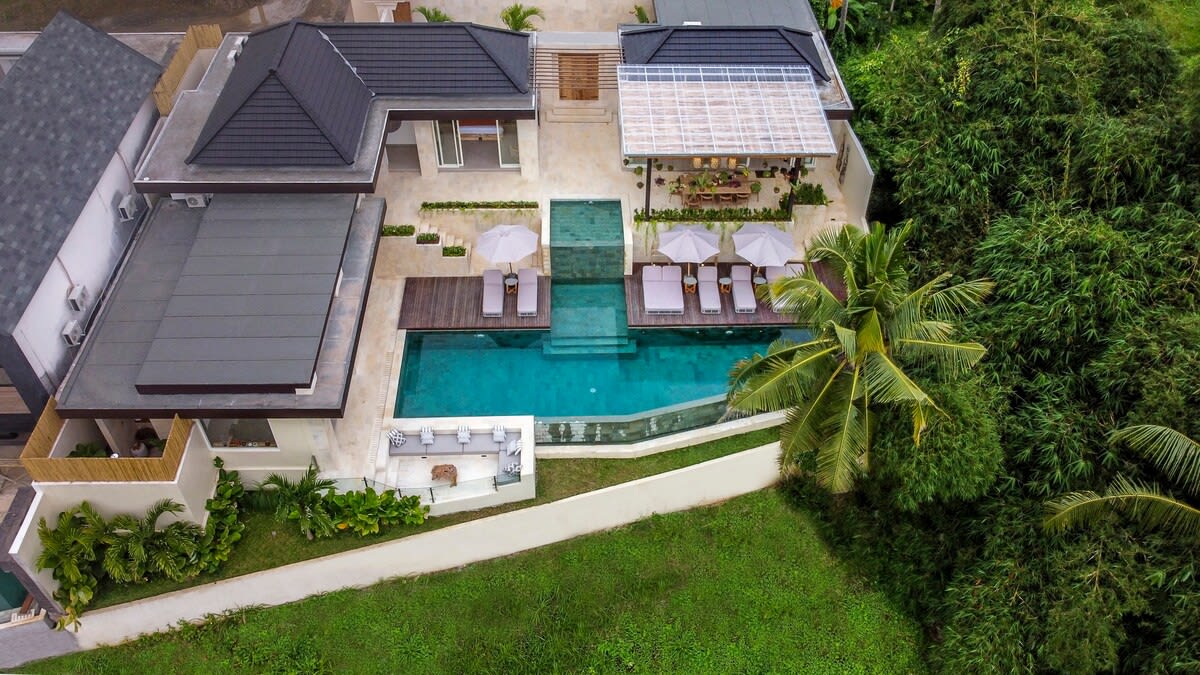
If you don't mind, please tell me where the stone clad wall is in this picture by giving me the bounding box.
[535,396,730,444]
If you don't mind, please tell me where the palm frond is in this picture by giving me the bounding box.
[1044,475,1200,538]
[779,362,848,466]
[855,309,885,355]
[893,338,988,374]
[926,279,995,318]
[814,367,868,493]
[1111,425,1200,495]
[728,340,838,413]
[766,275,843,326]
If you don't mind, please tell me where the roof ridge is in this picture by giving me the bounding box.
[463,24,526,93]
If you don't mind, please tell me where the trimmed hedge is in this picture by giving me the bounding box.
[442,245,467,257]
[416,233,440,244]
[420,201,538,210]
[381,224,416,237]
[634,206,791,222]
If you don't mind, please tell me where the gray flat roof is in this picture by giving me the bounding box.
[135,194,356,394]
[0,13,162,332]
[55,194,384,418]
[650,0,852,115]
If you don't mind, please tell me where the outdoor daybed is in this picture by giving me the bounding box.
[642,265,685,315]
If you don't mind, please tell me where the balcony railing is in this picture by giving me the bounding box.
[20,400,191,483]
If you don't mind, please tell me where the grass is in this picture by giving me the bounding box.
[89,427,780,609]
[32,489,925,673]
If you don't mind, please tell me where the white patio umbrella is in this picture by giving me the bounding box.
[476,224,539,274]
[732,223,796,269]
[656,225,720,276]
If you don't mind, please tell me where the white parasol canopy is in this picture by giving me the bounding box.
[476,224,539,273]
[732,223,796,268]
[656,225,720,269]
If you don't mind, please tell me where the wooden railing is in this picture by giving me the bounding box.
[21,409,193,483]
[153,24,224,115]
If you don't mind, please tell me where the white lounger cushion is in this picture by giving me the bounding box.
[517,268,538,317]
[482,269,504,317]
[642,265,684,315]
[731,265,756,313]
[697,266,718,282]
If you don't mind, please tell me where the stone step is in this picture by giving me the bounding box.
[542,105,615,124]
[542,340,638,357]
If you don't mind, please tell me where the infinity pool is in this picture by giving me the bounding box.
[395,328,801,419]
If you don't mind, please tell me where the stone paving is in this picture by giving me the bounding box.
[0,619,79,669]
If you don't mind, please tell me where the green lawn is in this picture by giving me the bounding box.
[91,427,781,609]
[33,489,925,674]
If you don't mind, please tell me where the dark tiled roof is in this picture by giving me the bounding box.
[189,22,373,166]
[134,194,356,394]
[188,21,530,167]
[321,23,530,95]
[621,26,830,81]
[0,12,162,332]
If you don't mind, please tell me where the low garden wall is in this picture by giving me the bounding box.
[535,395,730,445]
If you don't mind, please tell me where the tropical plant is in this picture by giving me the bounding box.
[1045,425,1200,539]
[327,488,427,536]
[36,502,108,629]
[500,3,544,31]
[102,499,202,584]
[68,442,107,458]
[414,6,453,22]
[196,458,245,572]
[259,467,337,540]
[632,4,651,23]
[727,223,992,493]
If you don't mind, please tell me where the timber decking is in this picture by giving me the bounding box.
[398,276,551,331]
[625,263,794,328]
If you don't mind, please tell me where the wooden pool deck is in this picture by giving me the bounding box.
[398,276,551,331]
[397,263,839,332]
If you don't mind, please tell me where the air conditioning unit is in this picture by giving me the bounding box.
[117,193,143,221]
[178,193,211,208]
[66,284,89,312]
[61,320,84,347]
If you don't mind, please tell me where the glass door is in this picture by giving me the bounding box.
[434,120,462,167]
[497,120,520,168]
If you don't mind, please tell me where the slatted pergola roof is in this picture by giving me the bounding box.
[617,64,837,158]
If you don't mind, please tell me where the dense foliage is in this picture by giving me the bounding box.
[798,0,1200,670]
[254,468,428,540]
[36,459,246,628]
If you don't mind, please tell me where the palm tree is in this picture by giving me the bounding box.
[414,6,453,23]
[727,223,993,493]
[36,502,108,629]
[500,3,545,31]
[1045,425,1200,539]
[260,467,337,540]
[103,499,202,583]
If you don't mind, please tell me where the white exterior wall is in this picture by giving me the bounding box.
[517,117,539,180]
[831,119,875,227]
[214,418,338,484]
[6,428,218,600]
[11,97,157,394]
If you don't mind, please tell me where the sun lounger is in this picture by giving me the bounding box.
[517,268,538,317]
[697,265,721,314]
[731,265,757,314]
[642,265,685,315]
[482,269,504,318]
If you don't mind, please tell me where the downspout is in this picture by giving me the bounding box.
[644,158,652,216]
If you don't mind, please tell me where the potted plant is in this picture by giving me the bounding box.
[750,181,763,195]
[633,165,644,176]
[654,176,667,186]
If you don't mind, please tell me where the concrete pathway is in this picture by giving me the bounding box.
[70,444,780,651]
[0,619,79,669]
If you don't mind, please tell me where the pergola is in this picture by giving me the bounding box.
[617,64,838,213]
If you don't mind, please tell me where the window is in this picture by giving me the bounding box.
[201,419,277,448]
[559,53,599,101]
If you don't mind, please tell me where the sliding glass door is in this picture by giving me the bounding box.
[434,120,462,167]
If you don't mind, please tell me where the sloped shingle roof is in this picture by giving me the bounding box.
[0,12,161,332]
[188,22,373,166]
[621,26,830,82]
[188,21,530,167]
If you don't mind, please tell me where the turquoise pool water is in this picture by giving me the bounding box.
[0,570,25,611]
[395,328,802,418]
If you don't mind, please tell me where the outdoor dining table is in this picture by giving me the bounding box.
[682,185,752,207]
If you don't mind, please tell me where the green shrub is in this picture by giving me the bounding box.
[790,182,828,205]
[441,245,467,257]
[68,442,108,458]
[381,224,416,237]
[196,458,246,573]
[420,200,538,210]
[415,232,440,244]
[633,206,790,222]
[327,488,427,537]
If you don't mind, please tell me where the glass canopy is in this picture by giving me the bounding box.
[617,64,837,158]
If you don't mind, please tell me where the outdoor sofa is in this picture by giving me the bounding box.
[642,265,685,315]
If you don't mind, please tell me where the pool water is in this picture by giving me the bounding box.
[395,328,801,418]
[0,570,25,611]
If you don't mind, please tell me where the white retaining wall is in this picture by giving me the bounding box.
[71,443,781,649]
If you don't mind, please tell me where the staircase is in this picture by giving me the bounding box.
[544,282,635,356]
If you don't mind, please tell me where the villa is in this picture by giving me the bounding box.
[1,0,872,623]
